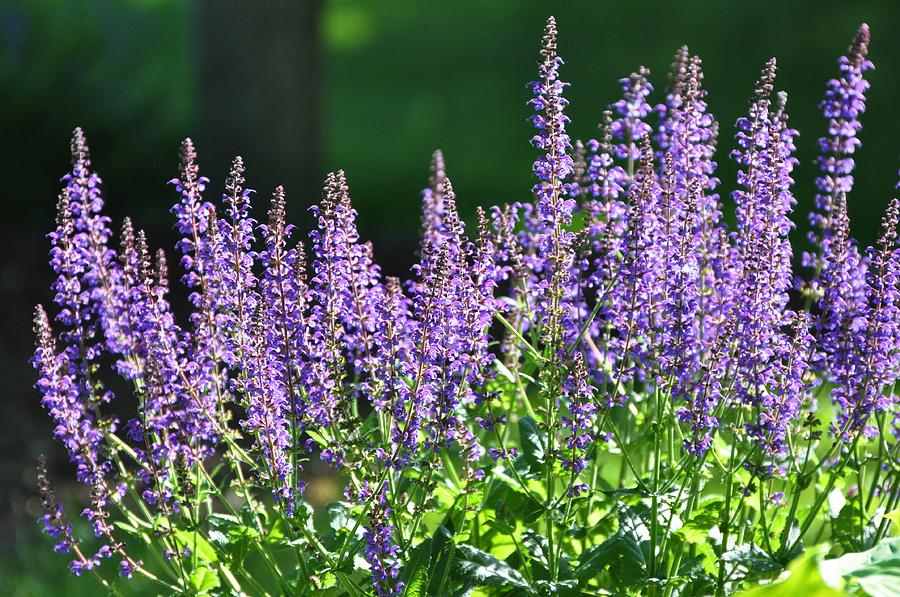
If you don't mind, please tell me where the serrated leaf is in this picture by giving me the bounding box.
[327,501,355,533]
[832,495,877,553]
[676,501,722,546]
[574,540,618,584]
[820,537,900,597]
[518,416,546,473]
[401,538,432,597]
[453,544,530,591]
[721,544,782,584]
[174,530,218,564]
[735,550,844,596]
[575,506,649,586]
[522,529,572,578]
[189,566,220,594]
[428,526,456,595]
[403,564,430,597]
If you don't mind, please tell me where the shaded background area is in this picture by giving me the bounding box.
[1,0,898,592]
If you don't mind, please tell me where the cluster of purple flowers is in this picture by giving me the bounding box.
[500,19,898,473]
[31,15,900,592]
[34,123,499,589]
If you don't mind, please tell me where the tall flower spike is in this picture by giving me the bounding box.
[257,185,308,496]
[65,129,129,366]
[829,194,899,440]
[608,136,661,381]
[583,110,627,321]
[36,456,109,577]
[656,45,691,153]
[530,16,578,352]
[32,305,106,490]
[421,177,478,449]
[362,482,403,596]
[419,149,448,259]
[171,138,214,299]
[306,171,383,434]
[214,156,259,368]
[804,24,873,286]
[168,139,228,454]
[610,66,654,166]
[242,303,294,512]
[731,62,804,456]
[559,352,597,496]
[112,217,148,380]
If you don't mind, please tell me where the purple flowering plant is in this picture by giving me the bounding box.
[31,17,900,596]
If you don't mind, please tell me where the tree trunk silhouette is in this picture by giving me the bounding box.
[198,0,322,221]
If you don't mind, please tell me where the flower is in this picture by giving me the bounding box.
[804,25,873,287]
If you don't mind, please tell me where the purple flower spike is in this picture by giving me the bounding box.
[530,16,578,352]
[610,66,654,165]
[805,24,874,284]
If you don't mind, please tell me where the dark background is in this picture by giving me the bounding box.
[1,0,898,592]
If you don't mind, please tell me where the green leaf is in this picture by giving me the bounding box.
[522,529,572,578]
[428,527,456,595]
[735,551,844,596]
[820,536,900,597]
[574,540,618,584]
[401,539,433,597]
[189,566,221,594]
[574,505,649,586]
[883,509,900,531]
[676,501,722,546]
[453,544,530,591]
[173,530,218,564]
[721,544,782,584]
[403,565,430,597]
[205,512,257,565]
[327,501,355,532]
[518,416,545,473]
[832,495,877,553]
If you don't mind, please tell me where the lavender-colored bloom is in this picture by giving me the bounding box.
[817,193,868,378]
[419,149,448,261]
[610,66,654,165]
[655,46,691,155]
[396,232,447,457]
[418,181,477,447]
[211,157,259,368]
[170,139,214,300]
[676,319,734,456]
[657,161,702,397]
[242,306,294,511]
[730,60,803,455]
[138,246,207,465]
[64,130,133,365]
[608,137,662,381]
[366,277,412,416]
[804,25,873,283]
[240,186,306,510]
[529,16,578,351]
[661,56,728,339]
[582,111,628,291]
[831,197,900,438]
[750,313,814,461]
[32,305,107,490]
[559,353,597,495]
[361,482,403,597]
[167,140,225,454]
[37,453,81,558]
[305,171,379,430]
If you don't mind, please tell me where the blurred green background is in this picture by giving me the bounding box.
[1,0,898,593]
